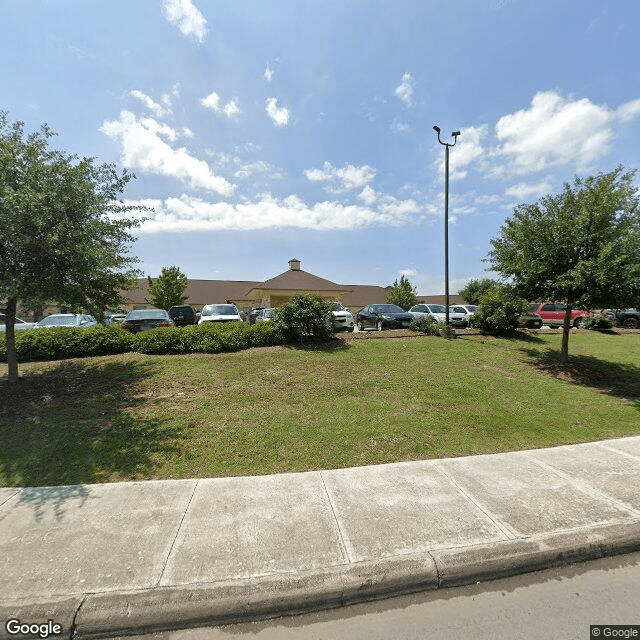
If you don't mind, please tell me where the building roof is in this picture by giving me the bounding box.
[340,285,392,308]
[251,268,349,292]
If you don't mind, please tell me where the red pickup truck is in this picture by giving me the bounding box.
[530,303,590,328]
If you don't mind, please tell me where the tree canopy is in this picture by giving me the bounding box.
[146,266,189,310]
[458,278,501,305]
[387,274,419,310]
[487,166,640,361]
[0,113,145,383]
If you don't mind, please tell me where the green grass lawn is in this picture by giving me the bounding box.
[1,331,638,486]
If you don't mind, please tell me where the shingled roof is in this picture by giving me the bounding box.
[250,268,349,292]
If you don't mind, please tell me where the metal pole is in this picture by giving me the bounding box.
[444,143,450,326]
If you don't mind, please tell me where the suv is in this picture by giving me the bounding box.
[530,303,590,328]
[168,305,197,327]
[604,309,640,329]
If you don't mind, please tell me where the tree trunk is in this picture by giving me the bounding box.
[560,303,572,364]
[5,297,19,384]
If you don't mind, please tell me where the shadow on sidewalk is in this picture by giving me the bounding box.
[0,359,182,497]
[521,347,640,409]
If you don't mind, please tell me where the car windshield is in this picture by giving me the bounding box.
[126,310,167,320]
[39,315,77,326]
[202,304,238,316]
[427,305,446,313]
[373,304,404,313]
[331,303,346,311]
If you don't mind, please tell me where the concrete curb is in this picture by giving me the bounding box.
[4,521,639,639]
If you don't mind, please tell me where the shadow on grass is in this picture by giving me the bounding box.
[457,331,547,344]
[521,347,640,409]
[282,338,352,353]
[0,360,182,497]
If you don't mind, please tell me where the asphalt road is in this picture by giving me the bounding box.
[124,551,640,640]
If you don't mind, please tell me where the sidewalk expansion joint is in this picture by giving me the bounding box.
[69,595,86,640]
[431,462,519,540]
[318,471,352,564]
[523,453,640,519]
[157,479,200,586]
[596,442,640,463]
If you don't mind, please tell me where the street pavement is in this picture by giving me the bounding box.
[2,436,640,639]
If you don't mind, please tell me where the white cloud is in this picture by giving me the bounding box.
[395,72,414,107]
[446,125,488,181]
[121,192,421,233]
[505,179,553,200]
[201,92,240,119]
[305,161,376,193]
[264,65,274,82]
[100,110,235,196]
[130,90,170,118]
[233,160,286,181]
[162,0,207,43]
[265,98,290,127]
[391,121,410,134]
[358,185,377,205]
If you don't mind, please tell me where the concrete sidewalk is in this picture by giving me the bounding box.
[2,436,640,639]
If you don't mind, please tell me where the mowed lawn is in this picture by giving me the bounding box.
[1,331,638,487]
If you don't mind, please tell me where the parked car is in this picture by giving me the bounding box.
[198,304,242,324]
[255,308,276,323]
[603,308,640,329]
[356,304,413,331]
[331,302,354,332]
[35,314,98,329]
[530,303,590,328]
[450,305,477,322]
[105,314,127,325]
[517,312,543,329]
[408,304,468,328]
[248,308,265,325]
[0,314,37,331]
[120,309,174,333]
[168,304,197,327]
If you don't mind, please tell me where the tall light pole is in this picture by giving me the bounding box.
[433,126,460,326]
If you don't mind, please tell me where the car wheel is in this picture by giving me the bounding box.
[357,320,366,331]
[623,317,639,329]
[573,317,584,328]
[347,326,354,332]
[376,320,383,331]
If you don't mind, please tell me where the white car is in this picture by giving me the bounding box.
[198,304,243,324]
[331,302,354,332]
[35,313,98,329]
[450,304,477,322]
[254,308,276,323]
[0,314,37,331]
[408,304,468,328]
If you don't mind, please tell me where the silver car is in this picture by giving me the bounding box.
[35,313,98,329]
[0,314,37,331]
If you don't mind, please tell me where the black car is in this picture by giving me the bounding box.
[356,304,413,331]
[121,309,174,333]
[605,309,639,329]
[168,305,197,327]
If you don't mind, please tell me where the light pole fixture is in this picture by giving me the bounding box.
[433,126,460,326]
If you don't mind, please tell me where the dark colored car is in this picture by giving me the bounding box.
[604,309,640,329]
[168,305,197,327]
[518,312,543,329]
[356,304,413,331]
[121,309,174,333]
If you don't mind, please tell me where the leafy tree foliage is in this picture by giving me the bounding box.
[469,289,528,336]
[146,266,189,310]
[0,113,144,383]
[387,274,418,310]
[487,166,640,362]
[274,295,335,343]
[458,278,501,305]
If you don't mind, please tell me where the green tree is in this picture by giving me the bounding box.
[0,113,145,384]
[274,295,335,343]
[469,289,528,335]
[487,166,640,362]
[458,278,501,305]
[387,274,419,310]
[146,266,189,310]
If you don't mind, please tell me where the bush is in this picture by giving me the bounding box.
[0,325,134,362]
[274,295,335,343]
[470,290,528,336]
[583,316,614,331]
[409,315,440,335]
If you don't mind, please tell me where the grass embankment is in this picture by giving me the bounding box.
[1,331,638,486]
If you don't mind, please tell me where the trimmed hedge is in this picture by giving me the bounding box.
[409,315,440,335]
[0,321,284,363]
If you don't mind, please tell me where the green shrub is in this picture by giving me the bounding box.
[583,316,614,331]
[0,325,133,362]
[470,290,528,336]
[409,315,440,335]
[274,295,335,343]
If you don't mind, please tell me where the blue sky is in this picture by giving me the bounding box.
[2,0,639,293]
